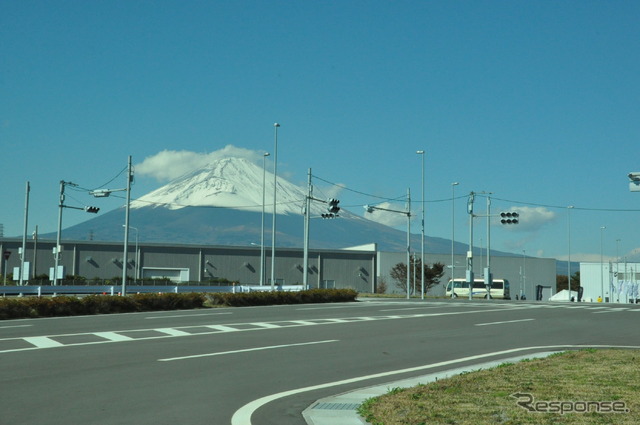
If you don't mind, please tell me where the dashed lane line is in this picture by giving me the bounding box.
[1,304,636,354]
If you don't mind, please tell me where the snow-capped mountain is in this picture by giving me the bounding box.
[131,157,321,215]
[45,157,467,253]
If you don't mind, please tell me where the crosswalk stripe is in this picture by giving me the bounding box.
[156,328,192,337]
[94,332,133,342]
[23,336,63,348]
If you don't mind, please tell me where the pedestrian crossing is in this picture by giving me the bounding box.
[1,302,637,355]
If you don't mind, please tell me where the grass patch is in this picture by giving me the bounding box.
[358,349,640,424]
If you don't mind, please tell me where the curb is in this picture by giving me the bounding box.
[302,351,560,425]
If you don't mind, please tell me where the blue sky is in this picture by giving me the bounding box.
[2,1,639,263]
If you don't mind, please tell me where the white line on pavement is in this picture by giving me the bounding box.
[23,336,63,348]
[94,332,133,342]
[231,344,640,425]
[475,318,535,326]
[157,339,339,362]
[145,312,232,319]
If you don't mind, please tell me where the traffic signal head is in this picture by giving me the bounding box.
[500,211,519,224]
[327,198,340,215]
[85,206,100,214]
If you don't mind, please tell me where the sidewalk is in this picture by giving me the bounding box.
[302,352,558,425]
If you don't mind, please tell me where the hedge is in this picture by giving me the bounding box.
[206,288,358,307]
[0,293,206,320]
[0,289,358,319]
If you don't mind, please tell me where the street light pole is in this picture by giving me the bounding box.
[600,226,606,302]
[303,169,312,290]
[416,150,425,299]
[363,198,411,299]
[122,155,133,296]
[19,181,30,286]
[451,182,458,298]
[567,206,574,301]
[271,123,280,291]
[467,192,475,300]
[406,188,411,300]
[260,152,270,286]
[485,195,492,299]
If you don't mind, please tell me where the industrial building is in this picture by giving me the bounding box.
[0,238,557,299]
[580,262,640,303]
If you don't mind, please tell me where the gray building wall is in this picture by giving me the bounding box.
[0,239,376,291]
[377,252,557,300]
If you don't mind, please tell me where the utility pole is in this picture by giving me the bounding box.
[19,182,30,286]
[467,192,475,300]
[303,169,311,289]
[122,155,133,296]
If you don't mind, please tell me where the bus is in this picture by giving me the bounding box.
[445,278,511,299]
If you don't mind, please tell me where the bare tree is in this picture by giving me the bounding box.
[390,256,445,295]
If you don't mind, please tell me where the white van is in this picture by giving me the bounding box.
[445,278,511,299]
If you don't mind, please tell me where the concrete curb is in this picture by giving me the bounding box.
[302,351,560,425]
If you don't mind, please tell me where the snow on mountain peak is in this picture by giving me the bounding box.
[131,157,320,215]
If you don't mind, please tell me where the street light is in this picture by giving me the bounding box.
[567,206,574,301]
[600,226,606,302]
[271,123,280,291]
[364,188,411,299]
[451,182,459,298]
[466,192,475,300]
[260,152,270,286]
[416,150,425,300]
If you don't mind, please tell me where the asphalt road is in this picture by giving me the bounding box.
[1,299,639,425]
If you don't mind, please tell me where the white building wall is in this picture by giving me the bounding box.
[580,262,640,303]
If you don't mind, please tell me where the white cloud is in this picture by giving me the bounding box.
[364,202,408,227]
[136,146,265,182]
[323,183,346,200]
[500,206,556,232]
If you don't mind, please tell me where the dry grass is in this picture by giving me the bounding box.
[358,349,640,425]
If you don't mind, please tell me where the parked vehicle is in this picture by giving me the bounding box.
[445,278,510,299]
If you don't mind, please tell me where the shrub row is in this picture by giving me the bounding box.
[206,288,358,307]
[0,289,357,319]
[0,293,207,320]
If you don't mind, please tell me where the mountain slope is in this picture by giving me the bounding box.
[42,156,498,255]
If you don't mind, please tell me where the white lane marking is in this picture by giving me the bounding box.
[206,325,238,332]
[379,307,445,312]
[251,323,282,329]
[23,336,63,348]
[158,339,339,362]
[231,344,640,425]
[0,324,32,329]
[145,312,232,319]
[297,304,380,310]
[475,318,535,327]
[156,328,192,337]
[94,332,133,342]
[594,308,630,314]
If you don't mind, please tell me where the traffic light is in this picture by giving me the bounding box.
[85,206,100,214]
[327,198,340,215]
[321,213,337,219]
[500,211,519,224]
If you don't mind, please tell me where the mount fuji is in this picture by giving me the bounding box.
[49,157,466,253]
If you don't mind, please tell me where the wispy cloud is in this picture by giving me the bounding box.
[364,202,408,227]
[501,206,557,232]
[136,146,266,182]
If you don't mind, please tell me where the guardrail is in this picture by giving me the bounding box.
[0,285,305,296]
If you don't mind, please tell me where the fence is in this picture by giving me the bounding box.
[0,284,306,296]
